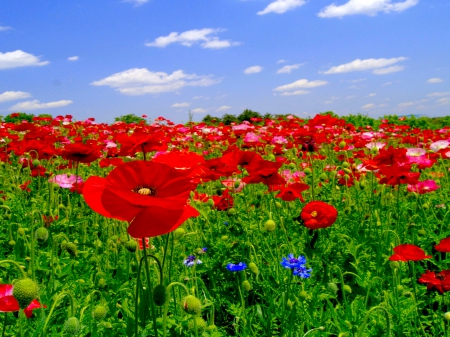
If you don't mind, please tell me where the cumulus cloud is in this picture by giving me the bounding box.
[279,90,309,96]
[0,26,12,32]
[372,65,404,75]
[398,101,415,107]
[191,108,207,113]
[276,63,303,74]
[171,102,191,108]
[318,0,419,18]
[68,56,79,61]
[257,0,306,15]
[274,79,328,91]
[145,28,239,49]
[427,78,443,83]
[277,59,286,64]
[367,93,376,97]
[0,50,49,69]
[322,57,406,74]
[9,100,72,111]
[91,68,221,96]
[216,105,232,112]
[244,66,263,74]
[0,91,31,103]
[362,103,376,109]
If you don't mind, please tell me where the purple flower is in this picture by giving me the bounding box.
[281,254,312,278]
[226,262,247,272]
[183,255,202,268]
[49,174,83,189]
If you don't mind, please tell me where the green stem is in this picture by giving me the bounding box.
[41,291,76,336]
[2,313,7,337]
[0,260,26,278]
[142,239,159,337]
[162,282,189,337]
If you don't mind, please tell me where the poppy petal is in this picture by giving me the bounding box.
[0,296,19,313]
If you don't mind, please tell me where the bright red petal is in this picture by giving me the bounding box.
[0,295,19,312]
[0,284,13,297]
[24,299,45,318]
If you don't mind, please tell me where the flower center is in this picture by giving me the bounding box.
[311,211,318,217]
[133,185,158,196]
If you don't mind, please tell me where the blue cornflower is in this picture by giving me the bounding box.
[226,262,247,272]
[293,265,312,278]
[183,255,202,268]
[280,254,307,270]
[224,221,229,226]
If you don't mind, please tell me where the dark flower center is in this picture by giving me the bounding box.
[437,273,446,280]
[133,185,158,196]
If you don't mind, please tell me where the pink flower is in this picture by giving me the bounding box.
[271,136,288,145]
[49,174,83,189]
[407,180,440,194]
[221,178,246,193]
[365,142,386,150]
[430,140,450,152]
[406,148,426,157]
[244,132,261,143]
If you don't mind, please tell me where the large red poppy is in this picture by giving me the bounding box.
[83,161,199,238]
[299,201,337,230]
[418,270,450,294]
[389,244,432,262]
[62,143,101,164]
[0,284,44,318]
[435,237,450,253]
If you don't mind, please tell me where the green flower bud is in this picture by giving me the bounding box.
[286,299,294,310]
[289,163,297,170]
[221,235,229,241]
[343,284,352,293]
[443,312,450,321]
[227,208,236,216]
[35,227,49,243]
[342,161,350,168]
[319,173,328,181]
[17,228,25,236]
[338,141,346,149]
[299,290,309,299]
[64,317,81,336]
[64,242,78,257]
[264,220,276,232]
[327,282,339,294]
[206,324,217,332]
[303,168,312,175]
[188,316,207,333]
[182,295,202,315]
[152,284,167,307]
[12,278,38,309]
[92,305,107,321]
[32,159,40,167]
[242,280,252,291]
[98,278,107,288]
[390,261,399,270]
[8,240,16,246]
[124,240,137,253]
[417,229,426,235]
[173,227,186,240]
[397,285,404,292]
[206,199,215,207]
[248,262,259,275]
[119,234,129,243]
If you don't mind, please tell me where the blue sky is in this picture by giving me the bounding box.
[0,0,449,123]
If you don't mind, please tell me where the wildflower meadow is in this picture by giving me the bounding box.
[1,112,450,336]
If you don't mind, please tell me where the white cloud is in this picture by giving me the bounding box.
[372,65,404,75]
[437,98,450,106]
[68,56,79,61]
[398,101,415,107]
[346,95,356,99]
[145,28,239,49]
[318,0,419,18]
[191,108,207,113]
[379,103,389,107]
[274,79,328,91]
[244,66,263,74]
[276,63,303,74]
[216,105,232,112]
[382,82,392,86]
[277,59,286,64]
[123,0,149,6]
[257,0,306,15]
[0,50,49,69]
[362,103,376,109]
[322,57,406,74]
[279,90,309,96]
[171,102,191,108]
[9,100,72,111]
[91,68,221,95]
[427,92,450,97]
[0,26,12,32]
[0,91,31,103]
[367,93,376,97]
[427,77,443,83]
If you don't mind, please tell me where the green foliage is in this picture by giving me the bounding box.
[4,112,35,123]
[114,113,146,124]
[237,109,261,122]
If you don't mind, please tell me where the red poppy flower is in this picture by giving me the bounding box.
[389,244,432,262]
[212,189,234,211]
[62,143,101,164]
[275,183,309,202]
[0,284,45,318]
[300,201,337,230]
[83,161,199,238]
[435,237,450,253]
[418,270,450,294]
[243,160,286,186]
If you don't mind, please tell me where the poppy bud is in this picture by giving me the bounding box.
[206,324,217,332]
[98,278,107,288]
[182,295,202,315]
[286,299,294,310]
[207,199,214,207]
[227,208,236,216]
[343,168,352,175]
[64,317,81,336]
[35,227,49,243]
[443,312,450,321]
[188,316,207,333]
[264,219,276,232]
[304,168,312,175]
[248,262,259,275]
[119,234,129,243]
[319,173,328,181]
[343,285,352,293]
[327,282,338,294]
[124,240,137,252]
[8,240,16,246]
[173,228,186,240]
[417,229,426,235]
[12,278,39,309]
[221,235,229,241]
[32,159,40,167]
[152,284,167,306]
[289,163,297,170]
[17,228,25,236]
[299,290,309,299]
[92,305,107,321]
[397,285,404,292]
[64,242,78,257]
[338,141,346,149]
[342,162,350,168]
[242,280,252,291]
[389,261,399,270]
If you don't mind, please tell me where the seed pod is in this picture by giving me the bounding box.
[248,262,259,275]
[35,227,49,243]
[12,278,39,309]
[264,220,276,232]
[242,280,252,291]
[92,305,107,321]
[327,282,339,294]
[152,284,167,307]
[64,317,81,336]
[181,295,202,315]
[173,227,186,240]
[124,240,137,253]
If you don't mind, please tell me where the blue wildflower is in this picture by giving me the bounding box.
[293,265,312,278]
[280,254,306,270]
[183,255,202,268]
[226,262,247,272]
[224,221,229,226]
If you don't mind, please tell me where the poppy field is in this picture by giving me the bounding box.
[1,112,450,336]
